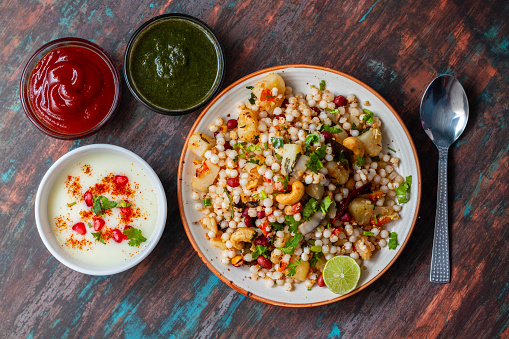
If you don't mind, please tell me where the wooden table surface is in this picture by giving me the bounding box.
[1,0,508,338]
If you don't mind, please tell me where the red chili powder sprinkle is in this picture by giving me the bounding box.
[54,216,67,231]
[65,175,82,200]
[65,234,92,250]
[119,206,142,224]
[82,164,92,175]
[80,209,93,220]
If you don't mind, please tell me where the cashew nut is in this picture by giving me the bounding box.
[209,232,227,250]
[230,228,256,250]
[199,216,218,234]
[275,181,305,205]
[343,137,365,157]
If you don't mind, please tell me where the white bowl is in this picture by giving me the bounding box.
[178,65,421,307]
[35,144,167,275]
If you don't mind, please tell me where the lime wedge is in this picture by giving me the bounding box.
[322,255,361,294]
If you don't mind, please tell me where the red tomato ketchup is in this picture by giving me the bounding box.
[28,46,116,134]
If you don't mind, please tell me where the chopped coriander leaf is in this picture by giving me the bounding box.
[309,251,324,267]
[271,137,284,149]
[246,86,254,89]
[320,124,343,134]
[314,145,327,159]
[371,156,380,161]
[87,222,92,228]
[270,221,285,231]
[325,108,340,114]
[67,202,76,207]
[302,198,319,221]
[286,259,301,276]
[388,147,397,153]
[92,195,118,215]
[246,144,262,152]
[282,233,303,254]
[203,198,212,206]
[310,245,322,252]
[259,190,268,199]
[362,109,374,124]
[356,156,365,167]
[248,92,256,105]
[117,200,132,208]
[320,196,333,215]
[92,231,105,244]
[246,159,261,165]
[275,153,282,161]
[264,142,268,150]
[307,287,312,291]
[304,133,320,147]
[319,80,325,91]
[395,175,412,203]
[284,215,300,233]
[374,213,381,224]
[351,123,358,131]
[388,232,398,250]
[306,154,323,173]
[124,227,147,247]
[363,231,374,236]
[251,245,268,259]
[223,187,235,218]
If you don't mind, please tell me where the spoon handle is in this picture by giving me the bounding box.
[430,146,451,283]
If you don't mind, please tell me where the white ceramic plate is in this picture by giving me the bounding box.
[178,65,421,307]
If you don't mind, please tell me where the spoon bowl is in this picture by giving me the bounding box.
[421,75,469,147]
[420,74,469,284]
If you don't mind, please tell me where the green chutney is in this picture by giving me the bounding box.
[130,18,220,111]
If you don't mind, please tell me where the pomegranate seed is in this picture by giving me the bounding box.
[322,131,332,143]
[112,229,124,243]
[115,175,128,186]
[256,211,265,219]
[226,178,240,187]
[224,143,232,150]
[72,222,86,235]
[282,99,289,108]
[242,207,250,217]
[243,217,252,227]
[214,132,219,137]
[311,107,320,113]
[275,114,285,120]
[334,95,348,107]
[93,218,105,231]
[226,119,238,129]
[257,256,272,269]
[317,273,325,287]
[339,212,352,222]
[253,236,270,247]
[84,191,93,207]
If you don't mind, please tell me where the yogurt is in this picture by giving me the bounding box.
[47,152,159,267]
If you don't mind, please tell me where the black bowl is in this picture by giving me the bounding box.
[124,13,225,116]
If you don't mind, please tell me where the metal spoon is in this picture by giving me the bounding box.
[420,74,469,283]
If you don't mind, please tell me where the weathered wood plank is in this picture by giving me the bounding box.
[0,0,507,338]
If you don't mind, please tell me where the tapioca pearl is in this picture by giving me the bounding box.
[380,230,389,238]
[379,239,387,247]
[323,229,332,238]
